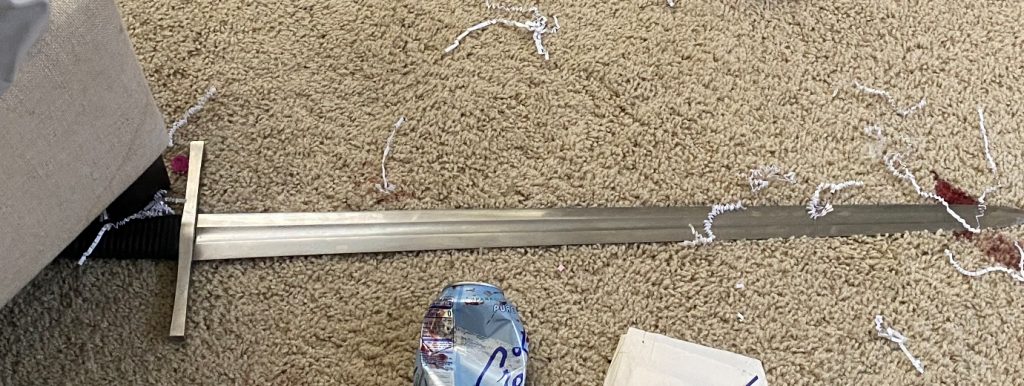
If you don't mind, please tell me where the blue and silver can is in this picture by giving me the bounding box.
[414,282,529,386]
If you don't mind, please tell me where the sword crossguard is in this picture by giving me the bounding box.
[169,141,203,339]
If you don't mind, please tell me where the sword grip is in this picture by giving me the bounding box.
[58,215,182,261]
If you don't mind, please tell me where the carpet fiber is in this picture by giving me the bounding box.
[4,0,1024,384]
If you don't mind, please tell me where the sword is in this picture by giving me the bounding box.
[169,142,1024,338]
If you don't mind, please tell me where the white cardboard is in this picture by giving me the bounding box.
[604,327,768,386]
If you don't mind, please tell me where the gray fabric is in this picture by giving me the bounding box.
[0,0,49,96]
[0,0,167,306]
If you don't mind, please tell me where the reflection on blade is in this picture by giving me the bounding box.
[191,205,1024,260]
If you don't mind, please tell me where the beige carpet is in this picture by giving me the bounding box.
[4,0,1024,384]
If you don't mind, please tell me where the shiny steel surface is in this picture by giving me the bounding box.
[169,144,1024,340]
[190,204,1024,260]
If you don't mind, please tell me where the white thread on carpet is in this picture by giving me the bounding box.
[445,3,559,60]
[557,263,565,272]
[667,0,675,7]
[863,124,922,160]
[977,106,997,175]
[682,201,745,246]
[853,81,926,118]
[864,124,888,159]
[748,165,796,193]
[968,106,1000,227]
[898,98,927,118]
[167,86,217,147]
[974,186,998,228]
[946,246,1024,282]
[864,124,884,139]
[883,153,981,233]
[484,0,533,14]
[736,313,745,322]
[863,117,995,229]
[376,116,406,194]
[735,280,745,290]
[77,190,177,265]
[874,315,924,374]
[164,196,187,205]
[864,120,994,229]
[806,181,864,219]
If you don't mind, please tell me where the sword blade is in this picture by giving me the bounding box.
[191,205,1024,260]
[168,141,1024,339]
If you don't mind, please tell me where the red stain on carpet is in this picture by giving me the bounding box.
[978,232,1022,269]
[933,171,980,240]
[931,171,978,205]
[932,171,1022,268]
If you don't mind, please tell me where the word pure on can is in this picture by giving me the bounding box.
[414,282,528,386]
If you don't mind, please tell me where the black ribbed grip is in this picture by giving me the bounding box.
[58,215,182,260]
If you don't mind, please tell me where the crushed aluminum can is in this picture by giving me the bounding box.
[414,282,529,386]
